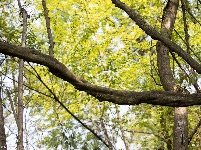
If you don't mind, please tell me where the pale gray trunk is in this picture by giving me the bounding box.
[17,59,24,150]
[173,107,188,150]
[16,3,28,149]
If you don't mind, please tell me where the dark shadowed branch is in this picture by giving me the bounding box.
[1,41,201,106]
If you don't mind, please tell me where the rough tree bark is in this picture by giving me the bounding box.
[156,0,188,149]
[1,41,201,106]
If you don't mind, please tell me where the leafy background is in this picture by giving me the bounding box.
[0,0,201,149]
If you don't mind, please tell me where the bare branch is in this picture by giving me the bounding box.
[27,64,110,148]
[100,105,114,149]
[115,106,130,150]
[126,130,170,145]
[188,119,201,144]
[6,89,18,125]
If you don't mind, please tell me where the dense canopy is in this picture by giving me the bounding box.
[0,0,201,149]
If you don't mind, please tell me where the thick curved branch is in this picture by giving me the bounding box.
[111,0,201,74]
[1,41,201,106]
[0,41,81,85]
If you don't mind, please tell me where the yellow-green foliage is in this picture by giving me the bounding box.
[2,0,201,149]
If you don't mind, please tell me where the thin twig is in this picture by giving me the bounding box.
[173,29,201,62]
[181,0,200,92]
[6,89,18,127]
[170,51,200,93]
[125,130,170,144]
[28,63,109,148]
[115,106,130,150]
[188,119,201,144]
[100,104,114,150]
[186,7,201,26]
[0,70,53,100]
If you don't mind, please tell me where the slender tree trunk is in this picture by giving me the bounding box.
[156,0,188,149]
[42,0,54,57]
[115,106,130,150]
[17,59,24,150]
[16,2,28,149]
[0,87,7,150]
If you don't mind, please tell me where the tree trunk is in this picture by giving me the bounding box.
[173,107,188,150]
[156,0,188,149]
[17,59,24,150]
[0,87,7,150]
[16,4,28,150]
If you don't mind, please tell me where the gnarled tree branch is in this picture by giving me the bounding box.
[1,41,201,107]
